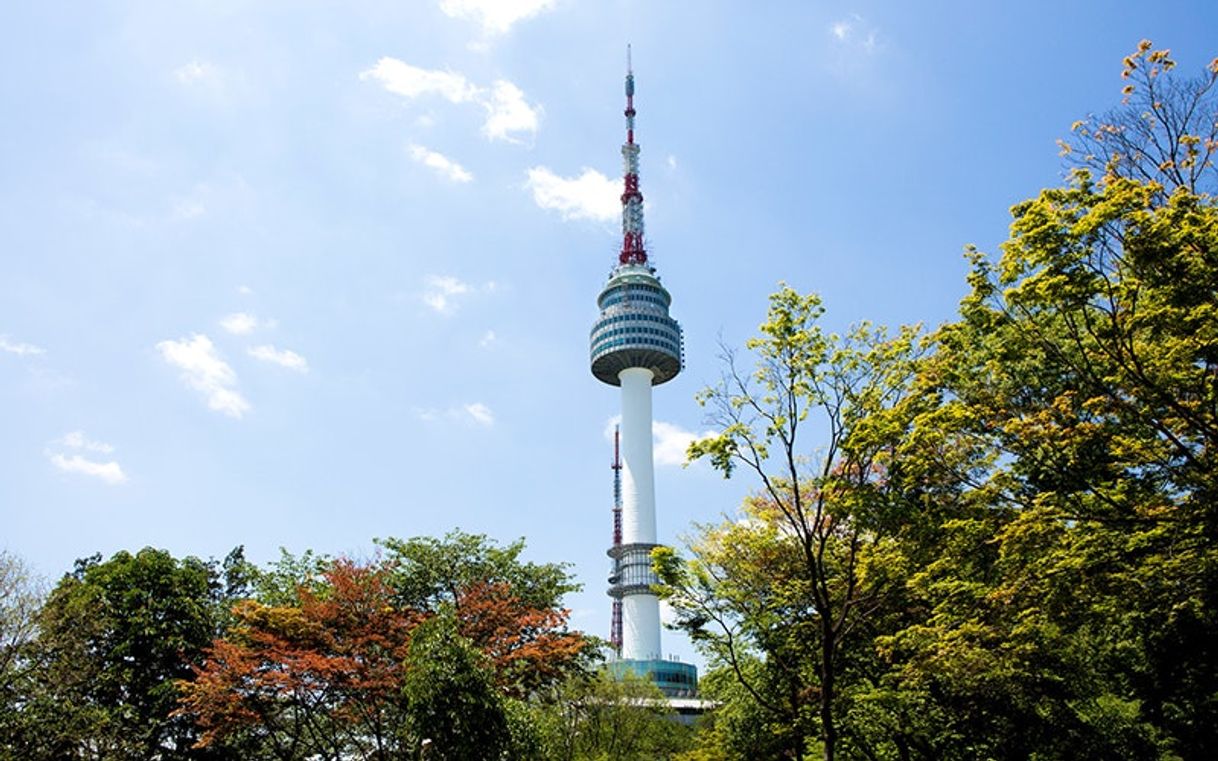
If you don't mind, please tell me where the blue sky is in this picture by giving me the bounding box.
[2,1,1216,665]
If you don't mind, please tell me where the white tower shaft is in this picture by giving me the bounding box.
[619,366,661,660]
[619,367,656,545]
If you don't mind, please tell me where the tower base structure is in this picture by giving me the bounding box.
[606,657,699,698]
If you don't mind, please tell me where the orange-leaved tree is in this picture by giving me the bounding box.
[178,532,593,759]
[178,558,418,760]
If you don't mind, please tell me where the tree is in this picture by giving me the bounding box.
[532,671,692,761]
[875,43,1218,758]
[379,530,592,697]
[402,613,512,761]
[15,548,229,760]
[455,580,589,698]
[656,289,925,761]
[0,551,44,756]
[678,660,801,761]
[655,42,1218,760]
[0,551,41,679]
[1062,41,1218,195]
[180,558,418,760]
[896,175,1218,757]
[180,533,593,759]
[377,530,579,616]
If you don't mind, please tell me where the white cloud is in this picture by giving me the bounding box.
[525,167,619,221]
[409,144,474,183]
[48,453,127,485]
[653,421,714,466]
[0,335,45,357]
[602,417,717,467]
[830,15,880,53]
[422,275,472,314]
[479,330,496,347]
[360,58,480,103]
[362,58,539,143]
[61,431,114,454]
[415,402,496,427]
[155,334,250,418]
[174,60,220,86]
[464,402,494,426]
[666,155,678,170]
[420,275,495,314]
[237,285,254,296]
[439,0,557,35]
[482,80,541,142]
[248,345,309,373]
[220,312,260,335]
[47,431,125,484]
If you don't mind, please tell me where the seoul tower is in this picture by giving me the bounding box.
[591,50,695,696]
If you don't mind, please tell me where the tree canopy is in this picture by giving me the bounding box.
[658,40,1218,761]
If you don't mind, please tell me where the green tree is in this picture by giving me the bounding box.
[403,612,511,761]
[873,43,1218,759]
[0,551,45,757]
[657,289,925,761]
[380,530,592,698]
[377,530,578,615]
[896,177,1218,757]
[533,671,691,761]
[16,548,229,760]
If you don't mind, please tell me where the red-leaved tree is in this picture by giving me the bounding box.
[178,540,592,759]
[178,559,418,760]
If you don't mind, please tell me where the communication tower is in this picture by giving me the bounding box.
[591,49,697,697]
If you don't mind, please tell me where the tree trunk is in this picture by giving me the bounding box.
[821,630,836,761]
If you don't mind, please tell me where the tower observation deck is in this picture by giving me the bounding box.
[590,51,695,696]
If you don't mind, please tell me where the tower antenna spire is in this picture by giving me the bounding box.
[619,46,646,266]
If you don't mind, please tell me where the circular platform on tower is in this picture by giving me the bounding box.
[590,264,683,386]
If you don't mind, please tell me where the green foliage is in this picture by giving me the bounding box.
[403,612,512,761]
[531,670,692,761]
[858,46,1218,758]
[668,47,1218,755]
[377,529,580,614]
[681,661,805,761]
[885,162,1218,758]
[665,285,926,761]
[180,533,590,760]
[0,552,45,758]
[251,546,331,606]
[9,547,230,760]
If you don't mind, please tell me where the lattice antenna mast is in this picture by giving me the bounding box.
[610,425,624,653]
[620,45,647,266]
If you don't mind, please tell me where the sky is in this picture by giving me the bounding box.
[2,0,1216,667]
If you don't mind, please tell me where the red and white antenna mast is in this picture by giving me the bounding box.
[619,44,647,266]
